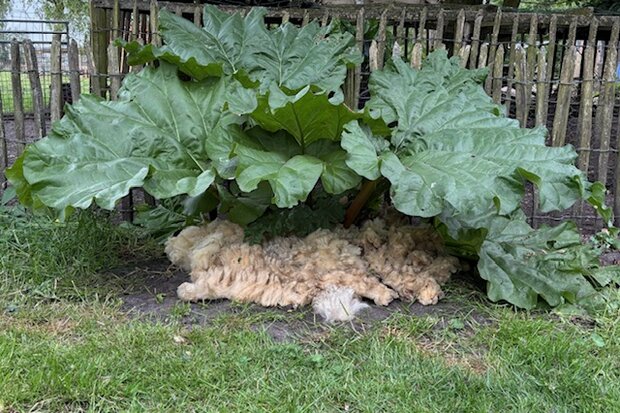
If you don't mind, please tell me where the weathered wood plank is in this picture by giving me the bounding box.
[411,42,423,69]
[433,9,445,51]
[375,10,388,70]
[23,39,46,139]
[10,40,25,150]
[504,16,520,115]
[492,44,504,104]
[539,14,557,127]
[576,18,598,173]
[477,42,488,69]
[458,44,471,68]
[453,8,465,56]
[468,9,483,69]
[615,118,620,226]
[526,14,538,80]
[396,7,406,48]
[68,39,82,104]
[50,34,63,123]
[353,8,364,108]
[90,1,108,97]
[418,6,427,52]
[132,0,140,38]
[595,18,620,185]
[485,7,502,93]
[108,43,122,100]
[150,0,160,46]
[0,89,7,186]
[514,43,527,127]
[369,40,379,72]
[112,0,120,39]
[194,5,201,26]
[534,46,547,127]
[551,46,576,148]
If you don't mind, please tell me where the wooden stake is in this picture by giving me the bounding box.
[376,10,388,70]
[595,19,620,185]
[68,39,82,104]
[514,43,527,127]
[10,40,24,150]
[50,34,62,123]
[23,40,46,139]
[108,44,122,100]
[576,18,598,173]
[551,46,576,147]
[469,9,483,69]
[453,9,466,56]
[492,44,504,104]
[534,47,547,128]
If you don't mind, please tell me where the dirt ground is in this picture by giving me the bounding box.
[108,257,491,341]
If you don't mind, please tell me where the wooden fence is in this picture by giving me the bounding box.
[0,35,85,186]
[2,0,620,230]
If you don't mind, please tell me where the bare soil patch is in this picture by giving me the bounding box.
[108,258,490,342]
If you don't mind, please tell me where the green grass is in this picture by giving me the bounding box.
[0,71,91,114]
[1,205,620,412]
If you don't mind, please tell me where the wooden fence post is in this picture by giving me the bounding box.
[150,0,161,46]
[90,1,108,97]
[615,119,620,226]
[453,9,465,56]
[107,44,122,102]
[376,10,388,70]
[504,16,519,115]
[595,19,620,185]
[68,39,82,104]
[477,42,489,69]
[0,89,6,187]
[10,40,25,151]
[194,4,202,26]
[551,45,576,148]
[576,19,598,173]
[469,9,483,70]
[492,45,504,104]
[50,34,63,123]
[433,9,445,51]
[23,40,46,139]
[485,8,502,94]
[514,44,528,127]
[540,14,557,128]
[534,47,547,127]
[353,8,364,107]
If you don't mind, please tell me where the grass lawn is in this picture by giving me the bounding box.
[1,204,620,412]
[0,71,91,114]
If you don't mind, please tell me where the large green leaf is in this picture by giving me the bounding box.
[217,181,272,226]
[479,218,599,309]
[122,5,362,95]
[7,63,236,213]
[344,51,592,219]
[234,129,360,207]
[251,86,362,147]
[121,6,267,79]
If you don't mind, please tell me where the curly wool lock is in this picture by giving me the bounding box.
[165,219,460,322]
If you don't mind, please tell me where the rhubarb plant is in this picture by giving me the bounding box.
[6,5,619,310]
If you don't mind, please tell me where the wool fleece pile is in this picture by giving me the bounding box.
[165,219,460,322]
